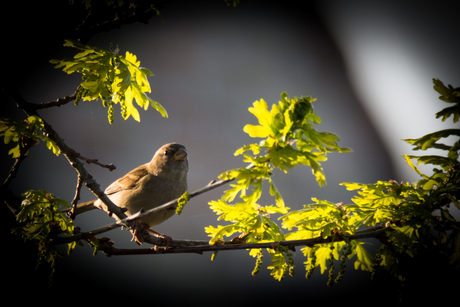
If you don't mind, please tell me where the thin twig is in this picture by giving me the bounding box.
[68,176,84,220]
[33,87,80,110]
[1,135,38,213]
[1,140,34,188]
[75,153,116,171]
[1,155,30,214]
[76,5,161,44]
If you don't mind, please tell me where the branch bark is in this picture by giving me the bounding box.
[75,153,116,171]
[68,175,84,220]
[92,225,391,257]
[32,87,80,110]
[75,3,163,44]
[3,88,128,222]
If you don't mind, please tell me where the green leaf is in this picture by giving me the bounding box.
[268,178,285,208]
[244,98,278,137]
[403,154,430,179]
[8,144,21,158]
[436,105,460,123]
[351,241,374,272]
[315,245,333,274]
[267,249,292,281]
[205,224,242,245]
[403,129,460,151]
[433,78,460,123]
[243,124,270,138]
[406,154,457,169]
[208,199,257,222]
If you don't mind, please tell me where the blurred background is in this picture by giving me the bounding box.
[2,0,459,304]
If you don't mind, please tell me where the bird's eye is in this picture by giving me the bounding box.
[163,151,169,156]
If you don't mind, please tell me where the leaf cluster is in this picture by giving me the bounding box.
[282,79,460,282]
[207,81,460,284]
[50,40,167,123]
[12,190,78,277]
[0,115,60,158]
[281,199,375,283]
[237,92,351,185]
[206,92,351,280]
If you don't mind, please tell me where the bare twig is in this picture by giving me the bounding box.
[75,153,116,171]
[68,175,84,220]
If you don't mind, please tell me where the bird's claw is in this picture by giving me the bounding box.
[130,222,172,249]
[131,222,146,245]
[147,228,173,250]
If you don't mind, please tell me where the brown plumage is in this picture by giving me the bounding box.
[70,143,188,236]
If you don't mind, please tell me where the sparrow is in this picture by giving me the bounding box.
[68,143,188,245]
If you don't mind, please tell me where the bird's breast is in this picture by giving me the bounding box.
[108,175,187,227]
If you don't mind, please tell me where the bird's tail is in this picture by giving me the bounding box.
[62,199,97,217]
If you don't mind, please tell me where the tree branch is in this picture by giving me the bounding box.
[68,175,84,220]
[92,225,391,257]
[1,137,37,188]
[54,174,242,245]
[1,127,39,214]
[3,88,128,222]
[75,3,163,44]
[4,87,241,249]
[75,152,116,171]
[32,86,80,110]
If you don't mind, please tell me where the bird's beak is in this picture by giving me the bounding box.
[174,148,187,161]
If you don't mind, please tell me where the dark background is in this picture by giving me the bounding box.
[2,0,459,304]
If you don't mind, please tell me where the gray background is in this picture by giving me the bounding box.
[2,0,459,304]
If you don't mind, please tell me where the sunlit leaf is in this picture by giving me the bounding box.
[352,241,374,271]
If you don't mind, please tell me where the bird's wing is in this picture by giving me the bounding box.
[104,164,149,195]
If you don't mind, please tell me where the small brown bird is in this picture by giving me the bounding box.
[70,143,188,244]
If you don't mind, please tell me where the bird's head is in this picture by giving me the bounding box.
[150,143,189,179]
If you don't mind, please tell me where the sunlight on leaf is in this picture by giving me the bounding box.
[51,40,167,123]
